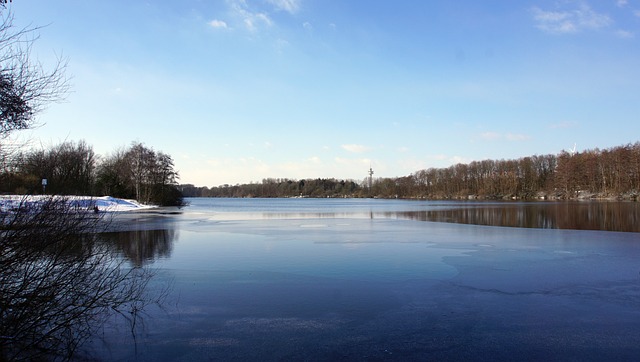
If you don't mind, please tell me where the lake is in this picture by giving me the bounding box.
[87,198,640,361]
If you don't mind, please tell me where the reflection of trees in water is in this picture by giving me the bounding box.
[394,203,640,232]
[0,197,163,360]
[554,202,640,232]
[99,229,177,267]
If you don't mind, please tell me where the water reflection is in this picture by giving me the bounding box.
[393,202,640,232]
[99,229,177,266]
[189,198,640,233]
[92,200,640,269]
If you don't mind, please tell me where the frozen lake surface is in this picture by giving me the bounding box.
[89,198,640,361]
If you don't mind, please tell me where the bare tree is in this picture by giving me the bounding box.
[0,11,69,138]
[96,143,184,206]
[18,140,97,194]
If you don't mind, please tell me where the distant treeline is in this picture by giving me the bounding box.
[181,178,362,198]
[0,140,185,206]
[181,142,640,201]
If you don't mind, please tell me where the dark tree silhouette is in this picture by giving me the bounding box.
[0,11,69,138]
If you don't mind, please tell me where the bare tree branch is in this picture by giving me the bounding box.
[0,10,69,138]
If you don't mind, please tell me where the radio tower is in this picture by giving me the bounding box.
[368,166,374,190]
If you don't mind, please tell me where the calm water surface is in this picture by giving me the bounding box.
[88,198,640,361]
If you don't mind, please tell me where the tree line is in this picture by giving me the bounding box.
[180,142,640,201]
[406,142,640,200]
[180,177,362,198]
[1,140,184,206]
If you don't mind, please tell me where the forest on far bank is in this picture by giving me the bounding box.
[180,142,640,201]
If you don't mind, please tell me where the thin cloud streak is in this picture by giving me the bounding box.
[228,0,273,32]
[208,19,228,29]
[531,3,611,34]
[267,0,301,14]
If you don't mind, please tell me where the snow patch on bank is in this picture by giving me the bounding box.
[0,195,155,213]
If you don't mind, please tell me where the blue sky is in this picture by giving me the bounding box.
[9,0,640,187]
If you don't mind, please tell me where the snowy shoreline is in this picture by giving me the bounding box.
[0,195,155,213]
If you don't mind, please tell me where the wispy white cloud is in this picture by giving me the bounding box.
[531,7,575,33]
[228,0,273,32]
[303,22,313,31]
[208,19,229,29]
[615,29,634,38]
[244,13,273,32]
[222,0,299,33]
[616,0,628,7]
[267,0,300,14]
[531,3,611,34]
[341,144,371,153]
